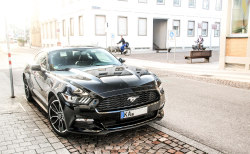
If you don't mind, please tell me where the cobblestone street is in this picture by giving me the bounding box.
[0,94,207,154]
[29,96,206,154]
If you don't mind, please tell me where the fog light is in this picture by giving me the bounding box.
[75,118,94,122]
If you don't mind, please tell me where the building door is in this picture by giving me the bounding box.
[153,19,168,49]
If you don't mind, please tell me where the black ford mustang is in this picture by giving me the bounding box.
[23,47,165,136]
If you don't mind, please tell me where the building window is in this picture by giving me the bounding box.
[62,20,66,37]
[138,18,147,36]
[215,0,222,10]
[188,0,195,8]
[54,21,57,39]
[203,0,209,10]
[70,18,74,36]
[188,21,195,37]
[79,16,83,36]
[214,22,220,37]
[95,15,106,36]
[42,24,45,39]
[50,22,53,39]
[157,0,165,5]
[138,0,147,3]
[46,23,48,39]
[173,0,181,7]
[118,16,128,36]
[231,0,249,34]
[201,22,208,36]
[173,20,180,37]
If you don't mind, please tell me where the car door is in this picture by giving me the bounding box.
[30,52,45,99]
[35,52,51,105]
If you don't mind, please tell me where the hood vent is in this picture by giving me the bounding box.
[99,72,108,77]
[114,72,122,75]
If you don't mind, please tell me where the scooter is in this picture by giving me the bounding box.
[115,42,131,55]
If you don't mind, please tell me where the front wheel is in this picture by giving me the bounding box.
[48,96,69,137]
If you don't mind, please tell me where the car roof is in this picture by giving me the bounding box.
[39,46,105,54]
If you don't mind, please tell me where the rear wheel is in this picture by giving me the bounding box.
[23,78,33,102]
[48,96,69,137]
[124,48,131,56]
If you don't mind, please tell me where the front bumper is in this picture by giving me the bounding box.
[63,100,165,135]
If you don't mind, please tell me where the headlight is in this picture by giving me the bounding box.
[154,75,164,94]
[61,87,93,105]
[154,76,162,87]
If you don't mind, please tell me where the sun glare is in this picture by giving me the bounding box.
[0,0,33,39]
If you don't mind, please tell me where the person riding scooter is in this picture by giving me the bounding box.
[117,36,127,54]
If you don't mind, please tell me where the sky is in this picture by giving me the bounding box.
[0,0,33,40]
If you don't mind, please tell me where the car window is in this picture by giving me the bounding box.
[34,52,42,64]
[40,55,47,69]
[48,48,121,71]
[34,52,47,69]
[95,52,113,63]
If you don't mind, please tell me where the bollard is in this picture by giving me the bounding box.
[5,17,15,98]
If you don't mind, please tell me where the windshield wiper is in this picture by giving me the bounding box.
[55,68,71,71]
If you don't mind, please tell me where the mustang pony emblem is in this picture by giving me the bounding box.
[127,96,139,103]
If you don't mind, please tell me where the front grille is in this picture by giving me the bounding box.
[96,90,159,112]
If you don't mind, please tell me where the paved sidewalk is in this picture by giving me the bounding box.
[0,96,70,154]
[0,70,70,154]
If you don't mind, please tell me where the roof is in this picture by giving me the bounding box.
[39,46,105,54]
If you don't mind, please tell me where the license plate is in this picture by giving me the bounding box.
[120,107,148,119]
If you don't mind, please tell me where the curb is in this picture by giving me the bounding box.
[150,123,223,154]
[172,71,250,90]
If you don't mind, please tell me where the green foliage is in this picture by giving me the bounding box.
[17,38,26,43]
[233,25,248,33]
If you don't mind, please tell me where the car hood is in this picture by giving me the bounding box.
[51,65,156,97]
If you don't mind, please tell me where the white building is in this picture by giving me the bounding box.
[40,0,223,51]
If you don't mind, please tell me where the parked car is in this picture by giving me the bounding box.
[23,47,165,136]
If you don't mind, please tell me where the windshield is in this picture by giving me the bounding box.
[48,48,121,71]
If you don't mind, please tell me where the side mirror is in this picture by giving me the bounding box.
[118,58,125,63]
[31,64,41,71]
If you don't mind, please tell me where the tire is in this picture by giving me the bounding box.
[23,78,33,102]
[124,48,131,56]
[48,96,69,137]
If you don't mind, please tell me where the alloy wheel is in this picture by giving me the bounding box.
[49,100,67,133]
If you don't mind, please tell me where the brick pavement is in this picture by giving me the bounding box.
[0,95,207,154]
[0,96,69,154]
[29,98,206,154]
